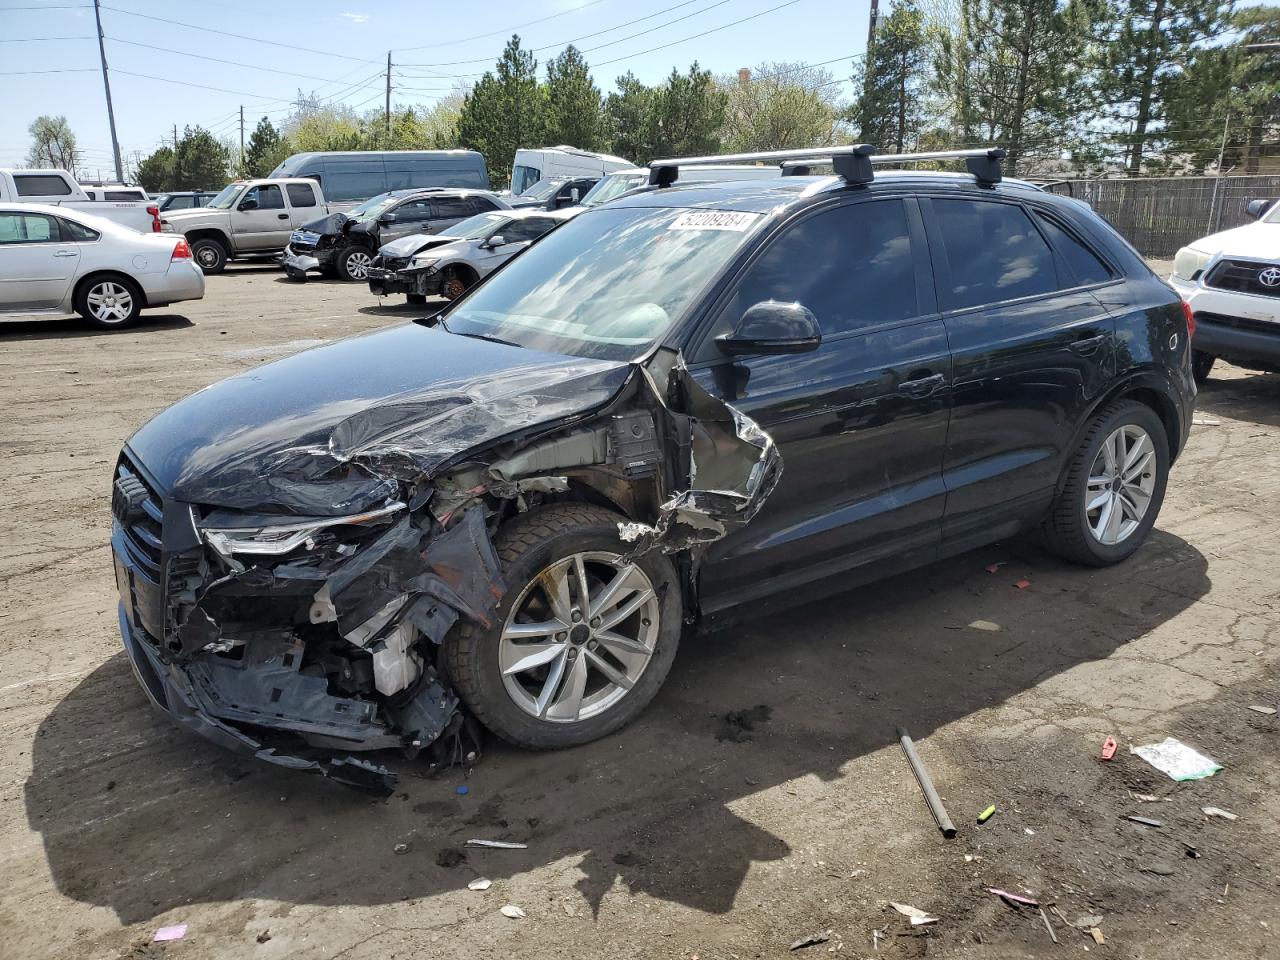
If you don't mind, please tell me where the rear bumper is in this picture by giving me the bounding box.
[141,261,206,306]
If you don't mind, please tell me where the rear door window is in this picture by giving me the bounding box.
[706,199,920,345]
[0,212,60,242]
[286,183,317,208]
[1031,210,1113,286]
[432,196,472,220]
[930,198,1057,309]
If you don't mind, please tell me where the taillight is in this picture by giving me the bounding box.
[148,205,161,233]
[171,238,192,260]
[1181,300,1195,339]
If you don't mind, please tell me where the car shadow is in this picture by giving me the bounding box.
[24,531,1209,924]
[356,298,448,317]
[0,314,195,340]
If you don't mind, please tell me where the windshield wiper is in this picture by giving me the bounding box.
[434,314,524,349]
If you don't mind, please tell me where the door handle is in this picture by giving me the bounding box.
[898,372,945,397]
[53,249,78,257]
[1069,333,1106,355]
[277,213,289,220]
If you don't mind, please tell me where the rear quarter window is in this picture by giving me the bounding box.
[1032,210,1114,285]
[286,183,317,208]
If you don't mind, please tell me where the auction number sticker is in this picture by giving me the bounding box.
[669,211,761,232]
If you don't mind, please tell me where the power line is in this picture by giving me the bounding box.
[399,0,733,67]
[0,35,94,42]
[0,67,98,75]
[99,4,372,61]
[105,36,364,83]
[592,0,803,68]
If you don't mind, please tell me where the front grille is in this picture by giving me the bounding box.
[114,454,164,583]
[379,255,409,272]
[1205,259,1280,299]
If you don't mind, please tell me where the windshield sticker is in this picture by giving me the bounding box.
[669,211,761,232]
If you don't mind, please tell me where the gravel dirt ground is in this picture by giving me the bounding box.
[1,264,1277,960]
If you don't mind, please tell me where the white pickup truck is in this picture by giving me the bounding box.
[0,168,160,234]
[160,178,329,273]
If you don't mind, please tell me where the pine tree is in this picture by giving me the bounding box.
[603,73,657,162]
[853,0,928,152]
[1094,0,1227,174]
[173,127,230,189]
[457,35,546,188]
[651,63,728,158]
[545,46,601,149]
[242,117,287,177]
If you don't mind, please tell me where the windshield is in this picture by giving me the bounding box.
[518,178,565,201]
[207,184,244,210]
[581,173,649,207]
[443,206,763,361]
[347,192,400,221]
[439,211,510,240]
[511,164,541,195]
[1264,201,1280,224]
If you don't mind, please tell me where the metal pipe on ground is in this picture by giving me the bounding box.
[896,726,957,839]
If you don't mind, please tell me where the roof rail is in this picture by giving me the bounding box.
[649,145,1006,189]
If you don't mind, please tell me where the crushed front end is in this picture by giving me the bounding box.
[367,252,445,298]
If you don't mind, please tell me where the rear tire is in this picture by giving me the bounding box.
[1192,351,1215,384]
[75,275,143,329]
[336,246,374,282]
[190,238,227,274]
[1043,400,1169,567]
[443,504,681,749]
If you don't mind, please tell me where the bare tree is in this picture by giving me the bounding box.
[26,115,78,174]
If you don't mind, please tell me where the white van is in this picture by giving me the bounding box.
[578,164,787,208]
[510,146,632,195]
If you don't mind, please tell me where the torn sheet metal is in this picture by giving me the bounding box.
[115,325,782,795]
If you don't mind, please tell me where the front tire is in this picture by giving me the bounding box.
[75,276,142,329]
[1043,400,1169,567]
[441,267,472,301]
[443,504,681,749]
[336,246,374,282]
[1192,351,1215,384]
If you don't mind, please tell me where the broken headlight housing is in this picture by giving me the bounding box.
[408,256,439,272]
[200,501,406,557]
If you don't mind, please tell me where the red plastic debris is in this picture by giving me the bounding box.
[1014,579,1031,589]
[985,562,1006,573]
[1101,736,1118,760]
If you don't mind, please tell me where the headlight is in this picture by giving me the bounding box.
[200,501,405,557]
[1173,247,1212,281]
[408,257,438,271]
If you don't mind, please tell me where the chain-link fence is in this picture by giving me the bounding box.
[1042,175,1280,258]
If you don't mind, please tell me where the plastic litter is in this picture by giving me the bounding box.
[789,929,832,950]
[465,838,528,849]
[1247,705,1277,715]
[977,804,996,824]
[393,842,411,855]
[456,785,470,795]
[468,877,493,891]
[889,902,939,925]
[968,619,1001,631]
[988,888,1039,907]
[154,924,188,943]
[984,562,1007,573]
[1100,736,1117,760]
[1202,806,1238,820]
[1014,579,1031,589]
[500,904,526,919]
[1132,737,1221,781]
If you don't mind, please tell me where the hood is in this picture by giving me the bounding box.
[379,233,461,258]
[1188,220,1280,259]
[507,197,548,210]
[126,323,631,515]
[163,207,223,224]
[300,211,351,236]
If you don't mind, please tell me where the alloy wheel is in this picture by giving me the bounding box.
[1085,424,1156,545]
[499,551,659,723]
[85,282,134,324]
[345,250,372,280]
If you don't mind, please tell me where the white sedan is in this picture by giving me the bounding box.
[0,203,204,329]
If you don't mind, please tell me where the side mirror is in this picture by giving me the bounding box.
[378,211,397,224]
[1246,198,1275,220]
[570,187,580,202]
[717,301,821,356]
[485,234,506,248]
[238,197,259,211]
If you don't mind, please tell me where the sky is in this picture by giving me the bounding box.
[0,0,869,176]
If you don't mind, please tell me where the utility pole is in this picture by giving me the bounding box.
[1207,113,1231,234]
[92,0,124,182]
[867,0,880,51]
[173,124,178,148]
[385,50,392,141]
[239,105,245,172]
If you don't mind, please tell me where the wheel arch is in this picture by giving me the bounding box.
[184,228,231,251]
[441,260,480,285]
